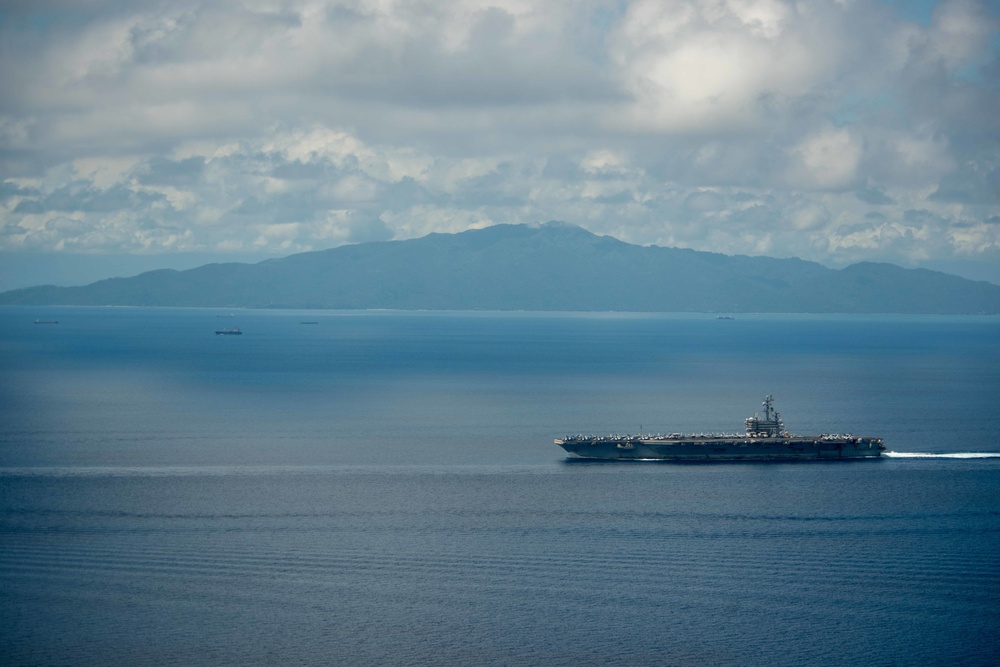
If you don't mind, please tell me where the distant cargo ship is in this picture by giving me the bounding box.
[215,328,242,335]
[555,395,884,461]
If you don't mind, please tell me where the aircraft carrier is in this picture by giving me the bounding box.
[555,395,884,461]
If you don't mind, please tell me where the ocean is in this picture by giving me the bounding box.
[1,307,998,665]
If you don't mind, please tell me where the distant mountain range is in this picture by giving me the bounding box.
[2,222,998,313]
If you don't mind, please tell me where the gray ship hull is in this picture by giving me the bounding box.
[555,436,884,461]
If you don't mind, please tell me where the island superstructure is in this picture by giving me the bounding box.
[555,396,884,461]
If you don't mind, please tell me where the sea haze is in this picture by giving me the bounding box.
[1,308,999,665]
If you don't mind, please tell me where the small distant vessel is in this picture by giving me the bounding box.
[217,314,236,318]
[215,328,242,335]
[34,319,58,324]
[716,315,735,320]
[555,395,884,461]
[299,321,318,325]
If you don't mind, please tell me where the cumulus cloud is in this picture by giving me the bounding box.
[0,0,997,280]
[607,0,826,133]
[786,128,862,190]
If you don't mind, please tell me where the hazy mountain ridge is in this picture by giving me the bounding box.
[2,222,998,313]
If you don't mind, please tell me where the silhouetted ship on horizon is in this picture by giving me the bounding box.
[555,395,884,461]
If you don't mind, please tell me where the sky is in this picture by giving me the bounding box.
[1,0,998,286]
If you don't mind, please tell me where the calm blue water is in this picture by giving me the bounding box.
[1,307,999,665]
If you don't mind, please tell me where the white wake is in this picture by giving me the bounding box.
[884,452,1000,459]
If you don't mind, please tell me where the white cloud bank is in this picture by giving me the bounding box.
[0,0,997,279]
